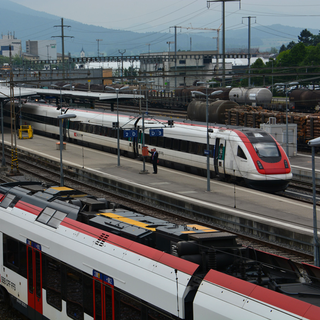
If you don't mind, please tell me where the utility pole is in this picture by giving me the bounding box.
[243,16,256,87]
[53,18,74,78]
[207,0,241,87]
[169,26,181,91]
[9,45,19,175]
[96,39,102,57]
[166,41,174,52]
[118,49,126,78]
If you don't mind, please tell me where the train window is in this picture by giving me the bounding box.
[45,256,62,311]
[118,292,141,319]
[3,234,27,276]
[144,134,150,145]
[80,123,87,132]
[83,275,93,316]
[158,137,164,148]
[88,124,94,134]
[164,137,173,149]
[172,138,180,151]
[66,266,84,320]
[149,135,157,146]
[253,142,280,158]
[147,307,174,320]
[4,235,19,271]
[237,146,247,160]
[180,140,188,152]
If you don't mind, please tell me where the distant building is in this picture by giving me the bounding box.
[139,50,219,90]
[26,40,57,60]
[0,32,22,57]
[80,47,85,58]
[22,52,39,61]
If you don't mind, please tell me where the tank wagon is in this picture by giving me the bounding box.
[187,99,241,123]
[48,82,273,110]
[0,181,320,319]
[289,89,320,112]
[229,87,273,106]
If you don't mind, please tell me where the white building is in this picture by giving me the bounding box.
[26,40,57,60]
[139,50,219,90]
[0,33,22,57]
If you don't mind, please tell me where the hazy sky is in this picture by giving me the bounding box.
[10,0,320,33]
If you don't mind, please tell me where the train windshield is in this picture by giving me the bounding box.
[253,142,280,158]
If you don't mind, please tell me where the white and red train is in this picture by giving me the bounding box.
[6,102,292,192]
[0,181,319,320]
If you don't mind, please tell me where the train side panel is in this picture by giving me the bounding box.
[0,201,196,319]
[194,270,316,320]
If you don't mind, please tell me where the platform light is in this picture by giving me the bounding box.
[191,87,223,192]
[105,86,129,166]
[57,113,77,186]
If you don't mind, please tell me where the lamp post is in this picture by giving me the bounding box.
[308,137,320,266]
[146,80,154,114]
[57,114,77,186]
[137,80,145,114]
[275,81,298,156]
[191,87,223,191]
[0,100,6,167]
[105,86,129,166]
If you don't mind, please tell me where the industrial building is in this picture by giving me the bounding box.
[0,33,22,57]
[26,40,57,60]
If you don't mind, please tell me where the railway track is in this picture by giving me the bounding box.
[0,149,315,268]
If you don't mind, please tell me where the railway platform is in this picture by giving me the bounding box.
[2,130,320,254]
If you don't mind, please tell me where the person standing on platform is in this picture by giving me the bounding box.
[149,148,159,174]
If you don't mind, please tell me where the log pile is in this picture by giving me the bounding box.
[225,106,320,142]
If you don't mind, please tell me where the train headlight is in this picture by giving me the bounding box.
[284,160,289,168]
[257,160,264,170]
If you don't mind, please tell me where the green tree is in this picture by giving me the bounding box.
[298,29,313,45]
[270,47,278,54]
[279,44,287,53]
[287,41,296,50]
[289,42,307,65]
[311,32,320,46]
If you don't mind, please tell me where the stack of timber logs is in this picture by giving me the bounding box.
[225,106,320,144]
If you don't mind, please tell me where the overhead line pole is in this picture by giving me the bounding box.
[169,26,181,91]
[207,0,241,87]
[53,18,74,78]
[243,16,256,87]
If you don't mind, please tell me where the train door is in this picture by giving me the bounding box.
[214,138,226,178]
[27,241,43,320]
[93,274,115,320]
